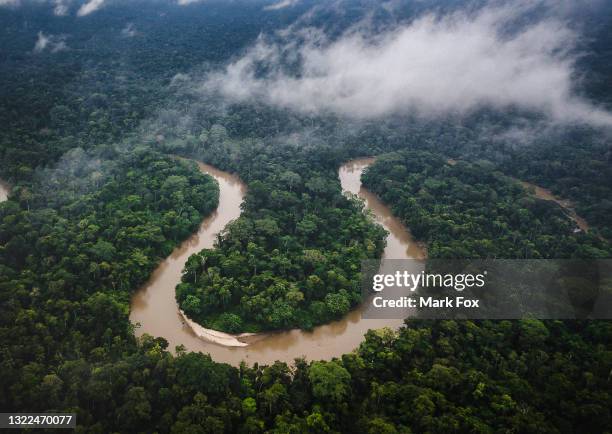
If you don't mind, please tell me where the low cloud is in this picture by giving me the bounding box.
[34,31,68,53]
[121,22,137,37]
[170,73,191,85]
[264,0,299,11]
[203,2,612,127]
[77,0,105,16]
[52,0,71,16]
[1,0,70,15]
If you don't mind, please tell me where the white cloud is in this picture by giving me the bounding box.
[33,31,68,53]
[33,31,50,52]
[264,0,299,11]
[77,0,105,16]
[121,22,137,37]
[52,0,70,16]
[203,2,612,127]
[176,0,203,5]
[170,73,190,85]
[0,0,70,14]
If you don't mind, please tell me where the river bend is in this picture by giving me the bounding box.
[130,158,424,366]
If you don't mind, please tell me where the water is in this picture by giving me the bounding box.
[130,158,425,366]
[520,181,589,232]
[0,180,9,202]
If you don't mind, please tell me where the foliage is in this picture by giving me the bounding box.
[362,151,611,259]
[176,142,386,332]
[0,1,611,432]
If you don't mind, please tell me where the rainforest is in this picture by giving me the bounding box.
[0,0,611,433]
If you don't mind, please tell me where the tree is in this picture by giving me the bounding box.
[308,361,351,405]
[117,386,152,430]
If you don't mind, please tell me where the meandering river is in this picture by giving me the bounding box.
[130,158,425,366]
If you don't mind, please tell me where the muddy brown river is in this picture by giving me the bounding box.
[130,158,425,366]
[0,180,9,202]
[448,158,589,232]
[519,181,589,232]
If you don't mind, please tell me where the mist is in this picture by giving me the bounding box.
[33,31,68,53]
[264,0,299,11]
[77,0,105,16]
[202,1,612,127]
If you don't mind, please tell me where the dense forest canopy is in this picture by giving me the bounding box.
[362,151,611,259]
[0,0,611,432]
[176,155,387,332]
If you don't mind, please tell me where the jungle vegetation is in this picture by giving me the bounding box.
[0,1,611,432]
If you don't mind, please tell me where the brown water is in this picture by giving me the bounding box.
[0,180,9,202]
[520,181,589,232]
[130,161,248,350]
[130,158,425,366]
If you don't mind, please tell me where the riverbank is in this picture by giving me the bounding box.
[0,179,10,202]
[447,158,589,233]
[130,160,248,349]
[130,158,425,366]
[519,181,589,232]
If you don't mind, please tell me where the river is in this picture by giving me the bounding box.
[0,180,9,202]
[130,158,425,366]
[519,181,589,232]
[447,158,589,232]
